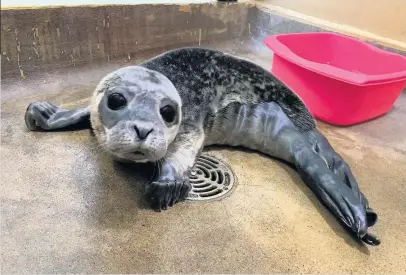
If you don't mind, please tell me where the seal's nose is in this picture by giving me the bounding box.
[133,125,153,140]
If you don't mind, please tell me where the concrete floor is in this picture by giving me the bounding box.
[1,41,406,273]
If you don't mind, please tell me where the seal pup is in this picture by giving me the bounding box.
[24,47,380,246]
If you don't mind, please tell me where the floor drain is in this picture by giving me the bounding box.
[186,154,237,201]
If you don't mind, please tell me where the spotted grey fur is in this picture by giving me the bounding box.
[24,47,380,246]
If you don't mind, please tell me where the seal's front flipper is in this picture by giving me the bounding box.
[25,102,91,131]
[145,161,192,211]
[144,126,205,211]
[292,139,380,246]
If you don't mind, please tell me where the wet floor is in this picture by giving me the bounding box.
[1,40,406,273]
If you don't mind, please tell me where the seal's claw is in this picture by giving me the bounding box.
[362,232,381,246]
[145,179,191,211]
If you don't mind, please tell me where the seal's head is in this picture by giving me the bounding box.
[90,66,182,163]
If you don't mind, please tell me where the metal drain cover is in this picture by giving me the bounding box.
[186,154,236,201]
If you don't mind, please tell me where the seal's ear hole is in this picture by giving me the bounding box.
[160,105,176,123]
[107,93,127,110]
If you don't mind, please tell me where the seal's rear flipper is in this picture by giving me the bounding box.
[304,130,378,228]
[292,131,380,246]
[25,102,91,131]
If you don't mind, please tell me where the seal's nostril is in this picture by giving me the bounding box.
[133,124,153,140]
[133,125,141,138]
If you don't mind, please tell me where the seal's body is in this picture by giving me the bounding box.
[25,47,379,246]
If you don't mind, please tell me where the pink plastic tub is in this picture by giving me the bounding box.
[263,32,406,125]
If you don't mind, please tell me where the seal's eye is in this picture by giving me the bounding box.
[107,93,127,110]
[160,105,176,123]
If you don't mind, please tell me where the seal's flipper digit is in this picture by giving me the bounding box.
[25,102,91,131]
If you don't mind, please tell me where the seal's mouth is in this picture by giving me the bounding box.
[130,151,145,157]
[117,149,159,163]
[119,151,149,163]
